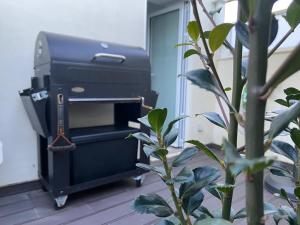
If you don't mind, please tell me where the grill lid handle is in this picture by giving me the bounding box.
[92,53,126,63]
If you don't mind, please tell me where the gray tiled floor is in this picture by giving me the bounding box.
[0,152,287,225]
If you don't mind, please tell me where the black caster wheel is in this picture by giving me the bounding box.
[133,175,145,187]
[136,179,142,187]
[41,185,48,192]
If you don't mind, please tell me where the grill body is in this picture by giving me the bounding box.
[20,32,157,208]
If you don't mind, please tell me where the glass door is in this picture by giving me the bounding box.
[148,2,189,147]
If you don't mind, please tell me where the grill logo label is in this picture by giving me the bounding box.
[71,87,85,93]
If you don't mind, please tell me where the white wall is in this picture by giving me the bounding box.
[185,2,216,144]
[184,2,300,147]
[0,0,147,187]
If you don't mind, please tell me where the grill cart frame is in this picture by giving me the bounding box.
[20,32,157,208]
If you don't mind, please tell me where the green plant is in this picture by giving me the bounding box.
[129,108,232,224]
[264,87,300,224]
[183,0,300,224]
[130,0,300,224]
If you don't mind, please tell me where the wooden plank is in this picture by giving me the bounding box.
[0,209,38,225]
[0,192,29,207]
[0,199,33,218]
[0,151,290,225]
[66,189,170,225]
[107,212,156,225]
[22,204,94,225]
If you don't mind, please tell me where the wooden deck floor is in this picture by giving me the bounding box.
[0,151,287,225]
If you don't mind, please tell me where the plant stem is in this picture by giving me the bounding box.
[245,1,273,225]
[162,157,187,225]
[297,117,300,224]
[222,5,244,221]
[268,28,294,58]
[191,0,228,100]
[158,133,187,225]
[191,0,231,126]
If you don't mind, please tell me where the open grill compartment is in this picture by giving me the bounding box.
[19,32,157,208]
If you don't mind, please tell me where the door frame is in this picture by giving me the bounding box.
[147,1,190,147]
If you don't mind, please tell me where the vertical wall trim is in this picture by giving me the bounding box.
[178,1,190,147]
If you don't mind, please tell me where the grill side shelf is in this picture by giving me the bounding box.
[19,89,49,137]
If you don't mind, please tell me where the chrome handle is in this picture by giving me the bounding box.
[92,53,126,63]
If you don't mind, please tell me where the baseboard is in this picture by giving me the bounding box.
[0,180,41,198]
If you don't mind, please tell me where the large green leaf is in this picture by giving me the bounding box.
[231,157,275,175]
[172,147,198,167]
[184,49,199,59]
[187,21,200,41]
[284,87,300,96]
[235,21,249,48]
[179,167,220,199]
[193,206,214,219]
[286,1,300,29]
[209,23,234,53]
[223,139,241,164]
[138,115,150,127]
[269,164,293,179]
[232,203,277,220]
[163,115,187,137]
[200,112,227,129]
[194,218,233,225]
[280,188,290,201]
[205,185,223,201]
[164,129,178,147]
[267,44,300,92]
[270,140,297,162]
[290,128,300,149]
[286,93,300,104]
[275,99,289,107]
[182,167,220,199]
[273,206,297,225]
[156,217,180,225]
[269,16,279,46]
[187,140,224,168]
[223,139,274,175]
[143,145,169,160]
[294,187,300,199]
[193,166,220,183]
[182,191,204,215]
[186,69,232,109]
[236,16,278,49]
[167,167,194,184]
[143,145,158,158]
[133,194,173,217]
[128,132,154,144]
[186,69,221,96]
[269,101,300,139]
[136,163,166,177]
[148,108,168,133]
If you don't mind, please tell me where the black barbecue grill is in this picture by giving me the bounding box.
[19,31,157,208]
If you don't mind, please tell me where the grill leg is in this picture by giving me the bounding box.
[133,175,145,187]
[54,195,68,209]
